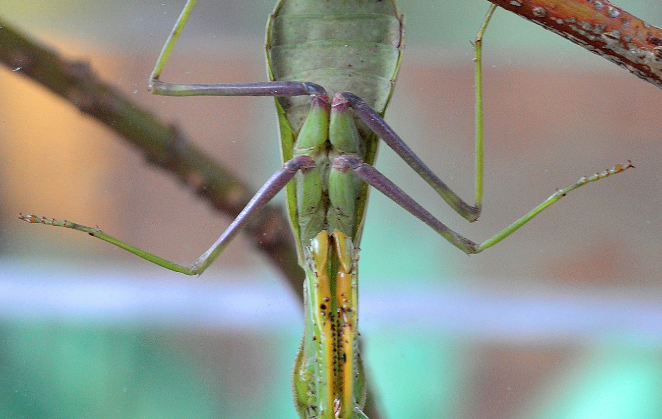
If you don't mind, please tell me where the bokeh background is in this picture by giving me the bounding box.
[1,0,662,418]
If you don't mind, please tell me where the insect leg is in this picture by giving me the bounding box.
[333,155,632,254]
[20,154,316,275]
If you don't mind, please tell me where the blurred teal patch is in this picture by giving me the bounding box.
[0,321,220,419]
[523,346,662,419]
[363,328,468,418]
[360,185,457,283]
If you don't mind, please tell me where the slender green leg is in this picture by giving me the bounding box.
[337,4,632,253]
[334,155,633,254]
[20,155,315,275]
[148,0,322,98]
[342,6,495,222]
[148,0,197,88]
[474,5,497,216]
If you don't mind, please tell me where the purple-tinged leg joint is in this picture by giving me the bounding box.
[333,155,479,254]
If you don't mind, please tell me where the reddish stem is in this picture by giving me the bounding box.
[488,0,662,89]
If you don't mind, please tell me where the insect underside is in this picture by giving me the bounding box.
[18,0,634,418]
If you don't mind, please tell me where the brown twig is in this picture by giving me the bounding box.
[487,0,662,89]
[0,17,304,300]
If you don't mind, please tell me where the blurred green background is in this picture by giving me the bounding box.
[1,1,662,418]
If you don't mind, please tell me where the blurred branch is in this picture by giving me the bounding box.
[0,17,304,300]
[488,0,662,90]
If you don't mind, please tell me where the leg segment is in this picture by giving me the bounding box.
[148,0,326,98]
[339,92,481,222]
[329,4,632,254]
[20,155,316,275]
[333,155,633,255]
[338,5,497,223]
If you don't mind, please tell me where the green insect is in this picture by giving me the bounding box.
[21,0,632,417]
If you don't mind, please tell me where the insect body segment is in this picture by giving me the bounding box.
[294,230,364,419]
[289,87,368,419]
[268,0,404,266]
[292,92,368,243]
[288,91,373,417]
[267,0,404,119]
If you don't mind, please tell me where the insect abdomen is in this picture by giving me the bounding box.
[267,0,404,130]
